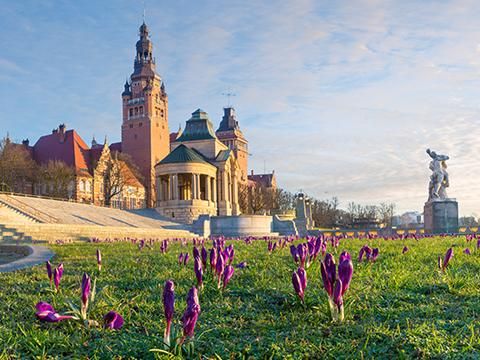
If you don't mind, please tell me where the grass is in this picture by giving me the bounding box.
[0,236,479,359]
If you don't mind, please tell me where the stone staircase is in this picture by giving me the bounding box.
[0,194,199,242]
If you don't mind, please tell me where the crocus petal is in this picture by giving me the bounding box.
[443,248,453,269]
[320,261,333,297]
[297,267,307,292]
[163,280,175,322]
[222,265,235,289]
[339,251,351,263]
[46,261,52,281]
[333,279,343,308]
[36,302,54,313]
[104,311,124,329]
[338,258,353,296]
[292,271,304,300]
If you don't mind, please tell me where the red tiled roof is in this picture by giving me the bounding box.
[248,173,276,188]
[33,129,91,175]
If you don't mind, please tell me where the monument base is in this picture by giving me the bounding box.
[424,200,459,234]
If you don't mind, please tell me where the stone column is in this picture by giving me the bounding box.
[157,177,162,204]
[205,175,210,202]
[223,171,228,202]
[173,174,179,200]
[233,174,238,207]
[212,177,217,203]
[168,174,173,200]
[197,174,202,200]
[191,173,196,200]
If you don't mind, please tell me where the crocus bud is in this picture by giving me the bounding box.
[320,261,333,297]
[443,248,453,270]
[163,280,175,345]
[333,279,343,310]
[46,261,52,284]
[104,311,124,330]
[292,270,304,301]
[402,246,409,254]
[297,267,307,291]
[222,265,235,289]
[338,256,353,296]
[209,248,217,271]
[57,263,64,278]
[178,253,184,265]
[324,253,336,288]
[184,253,190,266]
[201,247,208,268]
[193,247,200,260]
[194,256,203,289]
[81,273,91,319]
[371,248,379,262]
[96,249,102,271]
[464,248,471,255]
[290,245,299,263]
[53,268,61,291]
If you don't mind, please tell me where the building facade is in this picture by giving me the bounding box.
[155,109,240,223]
[23,124,145,209]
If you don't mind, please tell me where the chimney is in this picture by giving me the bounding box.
[58,124,66,143]
[22,139,29,147]
[251,170,254,176]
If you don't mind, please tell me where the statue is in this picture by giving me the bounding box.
[426,148,449,202]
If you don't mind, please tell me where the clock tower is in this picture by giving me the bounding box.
[121,22,169,207]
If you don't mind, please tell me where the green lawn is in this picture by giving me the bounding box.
[0,236,479,359]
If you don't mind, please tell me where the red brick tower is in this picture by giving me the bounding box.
[121,22,169,207]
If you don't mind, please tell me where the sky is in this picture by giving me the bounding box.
[1,0,480,216]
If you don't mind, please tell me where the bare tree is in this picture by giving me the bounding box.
[40,160,75,198]
[103,155,139,207]
[0,137,37,193]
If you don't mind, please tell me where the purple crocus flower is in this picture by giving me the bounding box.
[442,247,453,271]
[464,248,471,255]
[97,249,102,271]
[338,253,353,296]
[178,253,184,265]
[235,261,247,269]
[163,280,175,345]
[209,248,217,272]
[323,253,336,289]
[292,270,305,302]
[297,267,307,292]
[290,245,299,263]
[193,247,200,260]
[46,261,52,284]
[81,273,91,319]
[181,286,201,341]
[104,311,124,330]
[35,302,73,322]
[222,265,235,289]
[402,246,409,254]
[333,279,343,311]
[194,256,203,289]
[201,246,208,269]
[183,253,190,266]
[297,243,308,268]
[57,263,64,278]
[371,248,379,262]
[53,268,61,291]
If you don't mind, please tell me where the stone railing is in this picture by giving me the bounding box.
[0,194,59,224]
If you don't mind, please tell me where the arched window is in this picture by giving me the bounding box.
[129,108,133,117]
[139,106,144,114]
[135,107,138,115]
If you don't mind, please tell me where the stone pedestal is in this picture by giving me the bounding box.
[424,200,458,234]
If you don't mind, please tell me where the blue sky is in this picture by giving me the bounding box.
[1,0,480,216]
